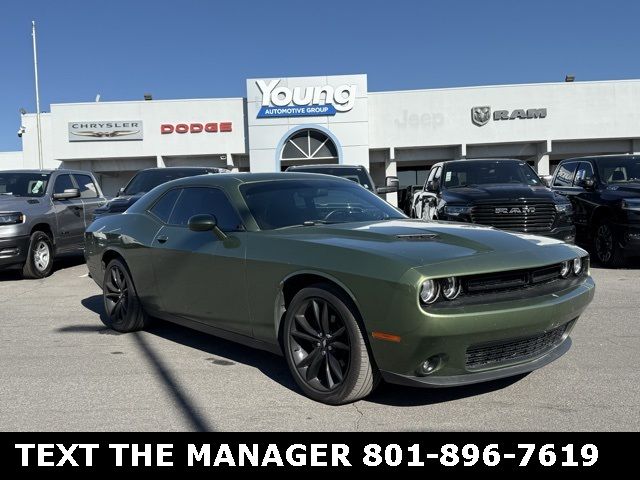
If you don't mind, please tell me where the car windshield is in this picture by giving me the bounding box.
[289,167,373,190]
[0,172,50,197]
[596,157,640,184]
[240,179,405,230]
[124,169,214,195]
[442,161,541,188]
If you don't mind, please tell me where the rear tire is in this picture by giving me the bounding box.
[283,284,378,404]
[22,231,54,279]
[102,259,149,332]
[594,221,625,268]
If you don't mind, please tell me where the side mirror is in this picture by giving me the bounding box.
[188,214,227,240]
[53,188,80,200]
[426,180,439,192]
[575,177,596,190]
[376,176,400,194]
[116,187,125,197]
[540,175,553,187]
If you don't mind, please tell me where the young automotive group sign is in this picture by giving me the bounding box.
[256,79,356,118]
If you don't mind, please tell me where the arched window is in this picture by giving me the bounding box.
[280,129,338,162]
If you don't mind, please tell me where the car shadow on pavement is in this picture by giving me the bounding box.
[77,293,531,410]
[0,255,86,281]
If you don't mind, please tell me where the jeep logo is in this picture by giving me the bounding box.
[495,207,536,214]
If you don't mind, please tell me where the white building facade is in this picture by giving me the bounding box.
[5,75,640,198]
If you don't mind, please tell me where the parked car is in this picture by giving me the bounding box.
[0,169,105,278]
[285,164,399,196]
[92,167,228,221]
[85,172,594,405]
[411,159,576,242]
[550,154,640,267]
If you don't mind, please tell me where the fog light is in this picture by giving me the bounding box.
[560,261,571,278]
[420,279,439,304]
[573,257,583,275]
[418,356,442,376]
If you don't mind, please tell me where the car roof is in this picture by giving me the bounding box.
[287,164,366,169]
[162,171,354,188]
[137,167,224,172]
[439,158,525,165]
[559,154,640,164]
[0,169,93,175]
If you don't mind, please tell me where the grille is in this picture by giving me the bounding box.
[465,323,569,370]
[463,263,564,294]
[470,202,556,233]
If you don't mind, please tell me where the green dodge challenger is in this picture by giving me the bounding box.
[85,172,595,404]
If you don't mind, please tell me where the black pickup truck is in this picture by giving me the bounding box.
[411,159,576,242]
[550,155,640,266]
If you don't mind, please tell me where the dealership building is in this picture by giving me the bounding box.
[3,74,640,199]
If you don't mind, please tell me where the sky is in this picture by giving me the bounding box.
[1,0,639,151]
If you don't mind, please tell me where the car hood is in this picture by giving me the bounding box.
[98,194,143,212]
[443,184,556,203]
[269,219,583,276]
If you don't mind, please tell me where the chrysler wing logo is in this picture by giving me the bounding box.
[71,130,140,138]
[471,106,491,126]
[495,206,536,214]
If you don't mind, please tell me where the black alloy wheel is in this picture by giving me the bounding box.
[289,297,351,392]
[102,259,149,332]
[594,222,624,267]
[283,285,378,404]
[104,264,130,324]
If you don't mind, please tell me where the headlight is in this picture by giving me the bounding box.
[444,205,472,216]
[0,212,24,226]
[572,257,583,275]
[621,199,640,211]
[555,202,573,213]
[441,276,461,300]
[420,280,440,304]
[560,261,571,278]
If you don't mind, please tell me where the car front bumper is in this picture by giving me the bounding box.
[370,276,595,388]
[0,235,30,269]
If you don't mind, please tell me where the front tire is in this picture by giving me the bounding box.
[22,231,54,279]
[102,259,149,332]
[594,221,624,267]
[283,285,378,404]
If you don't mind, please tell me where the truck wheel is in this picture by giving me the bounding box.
[283,284,379,405]
[594,221,624,268]
[102,259,149,332]
[22,231,54,279]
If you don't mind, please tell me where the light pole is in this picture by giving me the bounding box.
[31,20,44,170]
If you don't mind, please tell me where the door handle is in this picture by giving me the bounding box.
[156,235,168,244]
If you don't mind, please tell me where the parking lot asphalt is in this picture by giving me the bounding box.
[1,256,639,432]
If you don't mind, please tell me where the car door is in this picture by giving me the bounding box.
[150,186,250,335]
[571,162,599,236]
[414,166,439,218]
[73,173,106,224]
[51,173,85,252]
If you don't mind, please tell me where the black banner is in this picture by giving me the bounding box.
[0,432,633,473]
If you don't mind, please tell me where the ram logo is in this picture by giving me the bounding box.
[471,106,491,126]
[495,206,536,214]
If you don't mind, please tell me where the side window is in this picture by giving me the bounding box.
[53,174,75,195]
[149,189,181,223]
[553,162,578,187]
[574,162,595,185]
[73,174,98,198]
[168,187,243,231]
[426,166,438,186]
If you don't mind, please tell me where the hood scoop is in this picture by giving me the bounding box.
[396,233,439,241]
